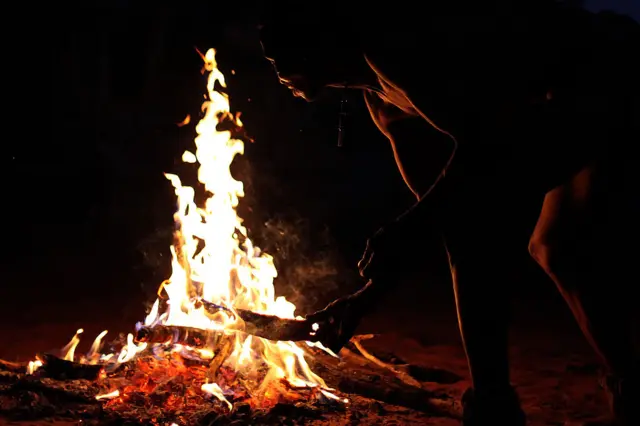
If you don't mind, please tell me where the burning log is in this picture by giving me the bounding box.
[238,310,311,342]
[1,355,102,381]
[40,354,103,381]
[207,334,234,381]
[173,229,196,299]
[199,299,313,342]
[135,325,225,349]
[0,359,28,374]
[134,314,309,356]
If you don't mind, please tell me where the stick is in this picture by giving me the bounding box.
[304,345,461,419]
[173,228,197,299]
[0,359,28,374]
[135,325,223,348]
[207,334,234,381]
[199,300,313,342]
[41,354,103,381]
[350,334,422,389]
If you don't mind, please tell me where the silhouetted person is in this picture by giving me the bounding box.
[260,1,639,424]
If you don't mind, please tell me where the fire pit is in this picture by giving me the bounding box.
[0,49,461,425]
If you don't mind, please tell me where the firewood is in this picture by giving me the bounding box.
[41,353,103,381]
[0,359,28,374]
[173,229,196,299]
[350,334,422,388]
[199,299,313,342]
[134,325,224,348]
[207,334,234,381]
[304,346,461,419]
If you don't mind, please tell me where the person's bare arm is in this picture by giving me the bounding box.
[364,90,457,229]
[305,94,459,353]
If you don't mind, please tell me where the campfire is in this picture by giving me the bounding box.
[26,48,341,418]
[0,48,461,426]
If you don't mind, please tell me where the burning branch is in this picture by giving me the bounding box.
[0,359,28,374]
[207,334,234,380]
[40,353,103,381]
[173,229,197,299]
[199,299,314,342]
[135,325,224,349]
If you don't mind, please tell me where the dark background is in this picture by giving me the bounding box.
[0,1,637,358]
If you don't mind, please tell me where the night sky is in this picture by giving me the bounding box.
[586,0,639,20]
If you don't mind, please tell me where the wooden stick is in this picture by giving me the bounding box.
[41,354,103,381]
[135,325,223,348]
[199,299,313,342]
[351,334,422,389]
[0,359,28,374]
[207,334,234,381]
[173,228,197,299]
[304,346,461,419]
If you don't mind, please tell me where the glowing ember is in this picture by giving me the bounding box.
[96,389,120,401]
[26,48,338,415]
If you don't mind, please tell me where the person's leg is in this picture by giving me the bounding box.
[528,165,636,378]
[441,188,528,425]
[529,163,638,423]
[444,235,526,425]
[445,240,511,393]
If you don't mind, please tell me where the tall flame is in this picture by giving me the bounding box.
[144,48,326,401]
[29,48,331,409]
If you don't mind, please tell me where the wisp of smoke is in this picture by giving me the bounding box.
[258,216,342,313]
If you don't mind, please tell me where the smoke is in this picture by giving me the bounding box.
[257,216,344,314]
[233,158,346,314]
[233,147,363,314]
[136,223,173,306]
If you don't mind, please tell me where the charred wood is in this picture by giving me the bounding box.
[199,299,313,342]
[208,334,234,381]
[0,360,27,374]
[41,354,103,381]
[305,347,461,419]
[173,229,196,299]
[135,325,224,348]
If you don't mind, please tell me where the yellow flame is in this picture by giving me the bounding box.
[61,329,83,361]
[27,358,42,375]
[201,382,232,410]
[86,330,108,364]
[116,333,147,364]
[177,114,191,127]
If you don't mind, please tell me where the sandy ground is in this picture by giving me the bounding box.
[0,328,609,425]
[0,275,616,425]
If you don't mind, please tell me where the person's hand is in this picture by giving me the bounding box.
[305,291,369,354]
[304,220,411,354]
[358,220,407,282]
